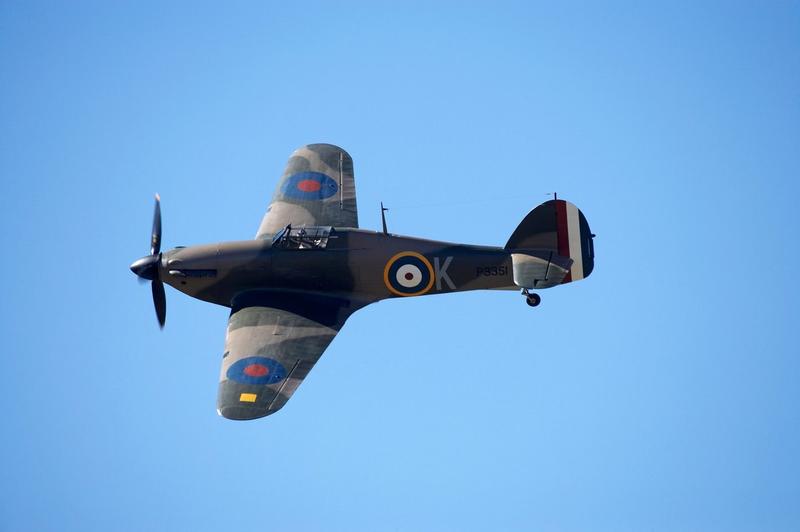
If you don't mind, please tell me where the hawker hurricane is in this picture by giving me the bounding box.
[130,144,595,420]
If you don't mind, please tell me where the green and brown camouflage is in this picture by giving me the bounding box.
[131,144,596,420]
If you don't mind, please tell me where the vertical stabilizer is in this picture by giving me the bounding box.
[505,199,595,288]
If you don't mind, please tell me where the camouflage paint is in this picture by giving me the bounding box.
[133,144,595,420]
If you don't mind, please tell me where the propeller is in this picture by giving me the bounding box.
[130,194,166,328]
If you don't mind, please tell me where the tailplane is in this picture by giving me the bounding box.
[505,199,595,289]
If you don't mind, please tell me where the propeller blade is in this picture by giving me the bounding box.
[150,194,162,256]
[152,278,166,329]
[133,195,167,329]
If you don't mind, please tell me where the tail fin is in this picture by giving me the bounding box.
[505,199,595,288]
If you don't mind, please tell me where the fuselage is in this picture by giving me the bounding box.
[159,228,516,308]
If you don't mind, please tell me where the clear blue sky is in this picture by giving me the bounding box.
[2,2,798,531]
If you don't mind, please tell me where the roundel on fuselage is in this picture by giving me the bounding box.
[383,252,435,297]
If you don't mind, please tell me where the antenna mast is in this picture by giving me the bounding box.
[381,202,389,235]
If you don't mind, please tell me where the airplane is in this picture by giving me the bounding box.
[130,144,595,420]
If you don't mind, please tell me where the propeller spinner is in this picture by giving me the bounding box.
[130,194,166,328]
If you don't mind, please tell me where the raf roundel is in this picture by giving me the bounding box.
[227,356,287,385]
[281,171,338,201]
[383,251,435,297]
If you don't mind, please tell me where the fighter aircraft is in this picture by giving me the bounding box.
[130,144,595,420]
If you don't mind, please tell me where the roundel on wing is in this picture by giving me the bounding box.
[281,172,338,200]
[383,251,435,297]
[227,356,287,385]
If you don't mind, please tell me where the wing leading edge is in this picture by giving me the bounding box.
[217,291,363,420]
[256,144,358,239]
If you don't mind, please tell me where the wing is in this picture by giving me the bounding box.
[217,291,363,420]
[255,144,358,239]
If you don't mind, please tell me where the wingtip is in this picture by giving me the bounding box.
[155,193,161,202]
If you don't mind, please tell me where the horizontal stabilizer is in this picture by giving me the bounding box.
[510,251,572,289]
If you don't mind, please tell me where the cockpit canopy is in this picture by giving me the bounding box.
[271,225,333,250]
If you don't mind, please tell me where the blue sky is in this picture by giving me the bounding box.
[1,2,798,531]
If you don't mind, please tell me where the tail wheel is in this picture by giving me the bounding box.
[525,293,541,307]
